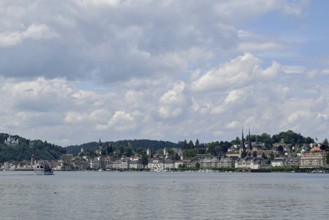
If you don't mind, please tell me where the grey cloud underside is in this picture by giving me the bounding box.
[0,0,267,82]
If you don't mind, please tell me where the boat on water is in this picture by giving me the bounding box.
[34,163,54,175]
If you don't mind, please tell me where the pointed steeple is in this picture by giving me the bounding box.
[240,128,247,158]
[241,129,245,150]
[248,127,252,150]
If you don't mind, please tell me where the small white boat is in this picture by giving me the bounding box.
[34,163,54,175]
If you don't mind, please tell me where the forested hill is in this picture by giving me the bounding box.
[0,130,323,161]
[66,139,178,155]
[0,133,66,162]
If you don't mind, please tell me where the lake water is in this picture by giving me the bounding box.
[0,171,328,220]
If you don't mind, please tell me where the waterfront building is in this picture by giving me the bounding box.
[102,156,114,169]
[235,157,270,170]
[148,158,164,171]
[218,157,235,168]
[283,157,300,167]
[186,160,196,168]
[121,159,130,170]
[164,159,175,170]
[174,160,191,169]
[61,154,73,171]
[72,158,89,170]
[199,156,219,169]
[174,160,184,169]
[270,156,301,167]
[300,147,327,168]
[130,160,144,169]
[271,157,284,167]
[98,158,128,170]
[90,157,101,170]
[106,160,121,170]
[2,162,10,171]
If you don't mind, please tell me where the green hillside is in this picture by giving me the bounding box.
[0,133,66,162]
[66,139,178,155]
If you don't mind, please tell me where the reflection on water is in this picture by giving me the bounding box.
[0,172,328,220]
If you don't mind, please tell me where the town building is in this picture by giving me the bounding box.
[218,157,235,168]
[106,160,121,170]
[174,160,191,169]
[251,150,273,158]
[199,156,219,169]
[283,157,300,167]
[148,158,164,171]
[61,154,73,171]
[271,157,284,167]
[130,160,144,169]
[164,159,174,170]
[89,157,102,170]
[235,157,270,170]
[72,158,89,170]
[226,145,240,158]
[300,147,327,168]
[121,159,130,170]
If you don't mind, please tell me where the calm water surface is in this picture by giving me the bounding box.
[0,171,328,220]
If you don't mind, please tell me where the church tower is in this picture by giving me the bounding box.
[248,128,252,151]
[240,129,246,158]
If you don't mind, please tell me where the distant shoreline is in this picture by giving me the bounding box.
[3,168,329,173]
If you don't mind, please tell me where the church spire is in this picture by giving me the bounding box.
[240,128,246,158]
[248,127,252,150]
[241,129,245,149]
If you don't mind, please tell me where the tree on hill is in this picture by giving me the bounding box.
[195,139,200,147]
[257,133,272,148]
[272,130,314,145]
[231,137,241,145]
[66,139,177,156]
[178,140,188,149]
[0,134,65,162]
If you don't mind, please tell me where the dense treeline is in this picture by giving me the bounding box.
[178,139,232,159]
[66,139,178,155]
[231,130,315,148]
[0,133,66,162]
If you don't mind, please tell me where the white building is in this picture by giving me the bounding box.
[235,157,270,170]
[121,159,130,170]
[90,157,101,170]
[130,160,144,169]
[199,157,219,169]
[164,159,174,170]
[271,157,284,167]
[4,135,19,145]
[148,158,164,171]
[300,147,327,168]
[218,157,235,168]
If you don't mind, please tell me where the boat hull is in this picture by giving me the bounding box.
[34,164,54,175]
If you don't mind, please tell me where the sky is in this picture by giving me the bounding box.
[1,0,329,146]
